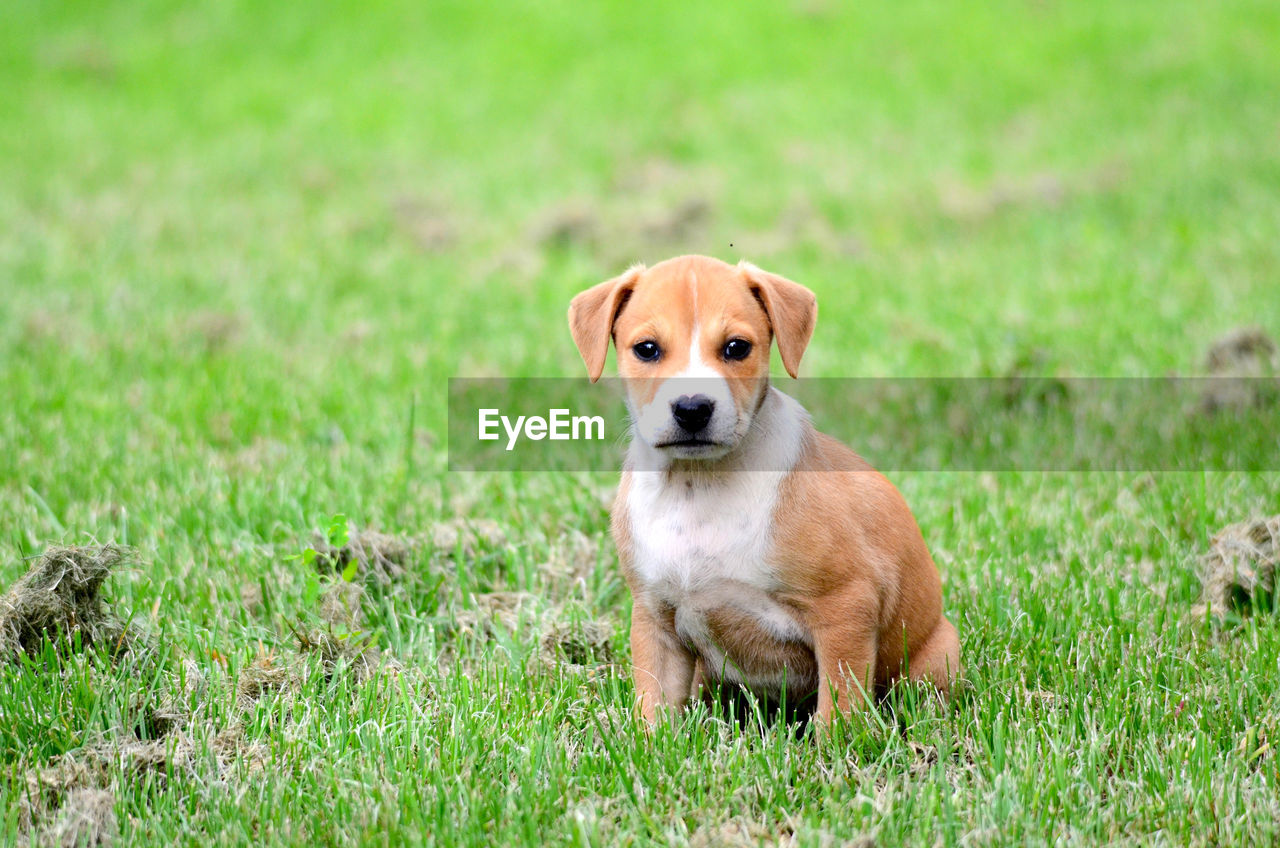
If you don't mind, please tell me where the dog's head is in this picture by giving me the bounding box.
[568,255,817,461]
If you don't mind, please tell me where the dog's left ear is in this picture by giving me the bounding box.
[568,265,644,382]
[739,261,817,378]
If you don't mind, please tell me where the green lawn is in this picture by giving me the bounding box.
[3,0,1280,844]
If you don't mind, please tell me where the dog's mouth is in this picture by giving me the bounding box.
[653,438,721,449]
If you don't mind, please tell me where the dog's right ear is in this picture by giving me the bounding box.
[568,265,644,382]
[739,261,817,379]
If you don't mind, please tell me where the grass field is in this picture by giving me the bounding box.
[3,0,1280,844]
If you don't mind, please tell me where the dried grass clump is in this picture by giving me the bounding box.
[1195,516,1280,619]
[438,593,615,676]
[304,580,401,683]
[237,652,297,707]
[538,614,615,672]
[429,519,508,558]
[236,579,399,705]
[137,659,208,738]
[309,520,508,587]
[312,530,418,585]
[292,625,385,684]
[537,530,603,589]
[449,591,535,638]
[21,721,274,841]
[34,788,116,848]
[319,580,366,630]
[0,545,134,660]
[688,820,798,848]
[688,820,875,848]
[21,736,192,832]
[436,592,536,675]
[236,634,390,704]
[209,724,271,775]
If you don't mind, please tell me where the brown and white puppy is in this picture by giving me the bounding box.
[568,255,960,725]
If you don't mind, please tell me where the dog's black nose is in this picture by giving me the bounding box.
[671,394,714,434]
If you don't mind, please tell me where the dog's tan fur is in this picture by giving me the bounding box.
[569,255,960,724]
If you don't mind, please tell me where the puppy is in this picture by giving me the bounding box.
[568,255,960,725]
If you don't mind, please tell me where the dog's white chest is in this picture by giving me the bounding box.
[624,470,815,691]
[626,470,781,596]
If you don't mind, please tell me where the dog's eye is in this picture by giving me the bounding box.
[723,339,752,361]
[632,341,661,362]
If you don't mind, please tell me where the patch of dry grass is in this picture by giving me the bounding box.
[0,546,137,660]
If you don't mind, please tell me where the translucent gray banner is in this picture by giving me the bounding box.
[447,378,1279,471]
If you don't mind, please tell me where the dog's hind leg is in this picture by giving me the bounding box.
[906,616,961,694]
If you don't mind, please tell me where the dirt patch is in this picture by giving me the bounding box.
[237,577,401,704]
[439,591,615,674]
[319,580,365,630]
[1,546,137,661]
[906,741,941,778]
[137,693,187,741]
[1194,516,1280,619]
[234,639,387,707]
[239,582,265,616]
[390,194,457,252]
[439,594,616,678]
[137,658,206,739]
[209,723,271,775]
[991,347,1072,410]
[42,39,117,81]
[741,199,863,259]
[185,311,243,353]
[1205,327,1278,374]
[1199,327,1279,412]
[528,189,716,266]
[938,172,1065,222]
[638,197,712,245]
[611,157,688,192]
[935,162,1123,225]
[311,581,395,680]
[533,202,602,251]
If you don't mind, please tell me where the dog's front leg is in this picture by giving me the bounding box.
[812,603,879,724]
[630,600,695,726]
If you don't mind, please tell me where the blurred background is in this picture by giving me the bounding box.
[3,0,1278,547]
[5,0,1280,543]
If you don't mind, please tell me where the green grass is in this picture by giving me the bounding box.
[3,0,1280,844]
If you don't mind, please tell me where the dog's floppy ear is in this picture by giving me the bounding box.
[568,265,644,382]
[739,261,817,378]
